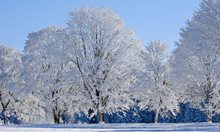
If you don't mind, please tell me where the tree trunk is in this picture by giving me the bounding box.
[97,110,105,123]
[207,114,212,123]
[96,89,105,124]
[154,109,160,123]
[54,115,60,124]
[53,109,61,124]
[2,111,7,125]
[1,101,10,125]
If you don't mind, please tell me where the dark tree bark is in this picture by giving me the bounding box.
[53,108,61,124]
[0,96,10,125]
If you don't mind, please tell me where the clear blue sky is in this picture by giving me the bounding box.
[0,0,201,52]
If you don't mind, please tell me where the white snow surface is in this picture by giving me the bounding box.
[1,123,220,132]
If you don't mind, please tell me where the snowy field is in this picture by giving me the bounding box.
[1,123,220,132]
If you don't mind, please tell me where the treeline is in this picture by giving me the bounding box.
[0,0,220,124]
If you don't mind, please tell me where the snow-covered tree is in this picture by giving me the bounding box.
[171,0,220,123]
[22,27,87,124]
[0,45,22,124]
[66,7,141,123]
[0,44,45,124]
[138,41,179,123]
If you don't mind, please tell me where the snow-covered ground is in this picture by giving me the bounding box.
[1,123,220,132]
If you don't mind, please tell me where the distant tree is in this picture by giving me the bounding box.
[171,0,220,123]
[66,8,141,123]
[138,41,179,123]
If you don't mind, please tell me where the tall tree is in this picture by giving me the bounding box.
[22,27,86,124]
[171,0,220,123]
[137,41,179,123]
[66,8,141,123]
